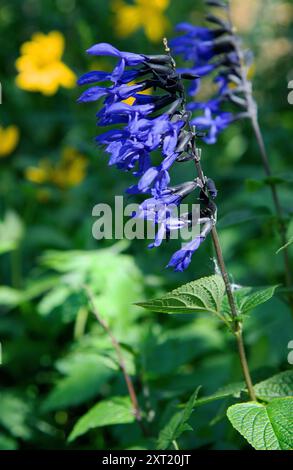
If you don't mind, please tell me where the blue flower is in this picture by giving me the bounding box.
[167,236,205,272]
[78,42,216,271]
[170,2,251,144]
[191,107,233,144]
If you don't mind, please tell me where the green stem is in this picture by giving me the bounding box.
[194,160,256,401]
[172,440,180,450]
[83,285,147,434]
[211,228,256,402]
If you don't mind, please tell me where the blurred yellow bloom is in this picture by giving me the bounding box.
[25,160,52,184]
[52,147,88,188]
[25,147,88,189]
[15,31,76,95]
[0,125,20,157]
[114,0,169,42]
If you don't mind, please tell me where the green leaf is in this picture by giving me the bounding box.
[137,275,226,316]
[240,285,278,315]
[68,396,135,442]
[195,382,245,407]
[0,211,24,254]
[0,433,18,450]
[222,285,277,317]
[157,388,200,450]
[0,392,31,440]
[254,371,293,401]
[42,356,113,411]
[227,398,293,450]
[0,287,22,308]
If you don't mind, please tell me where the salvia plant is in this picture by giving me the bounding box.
[171,0,293,310]
[75,4,293,448]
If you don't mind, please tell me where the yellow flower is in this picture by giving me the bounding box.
[114,0,169,42]
[123,81,152,106]
[25,160,52,184]
[52,147,88,188]
[15,31,76,95]
[0,125,20,158]
[25,148,88,189]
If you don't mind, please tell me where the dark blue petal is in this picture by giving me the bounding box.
[77,71,112,86]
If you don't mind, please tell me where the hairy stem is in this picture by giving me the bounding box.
[194,159,256,401]
[211,228,256,401]
[84,285,146,430]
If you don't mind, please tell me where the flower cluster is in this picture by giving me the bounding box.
[170,0,253,144]
[78,42,217,271]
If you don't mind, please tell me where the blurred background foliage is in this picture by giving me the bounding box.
[0,0,292,450]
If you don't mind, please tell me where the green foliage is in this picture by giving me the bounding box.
[157,389,200,450]
[42,356,113,411]
[227,398,293,450]
[0,392,32,440]
[137,275,226,316]
[0,211,24,254]
[68,397,136,442]
[0,0,292,452]
[194,382,245,407]
[254,371,293,401]
[222,285,278,318]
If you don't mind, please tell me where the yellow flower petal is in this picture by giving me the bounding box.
[122,80,152,105]
[114,3,142,37]
[114,0,169,41]
[0,126,20,157]
[15,31,76,95]
[25,166,49,184]
[137,0,169,11]
[143,13,169,42]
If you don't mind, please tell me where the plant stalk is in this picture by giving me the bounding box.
[211,227,257,401]
[193,159,256,401]
[84,285,146,430]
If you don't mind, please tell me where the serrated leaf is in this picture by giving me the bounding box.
[240,286,278,314]
[254,371,293,401]
[68,396,135,442]
[227,398,293,450]
[137,275,225,316]
[157,388,199,450]
[222,285,277,317]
